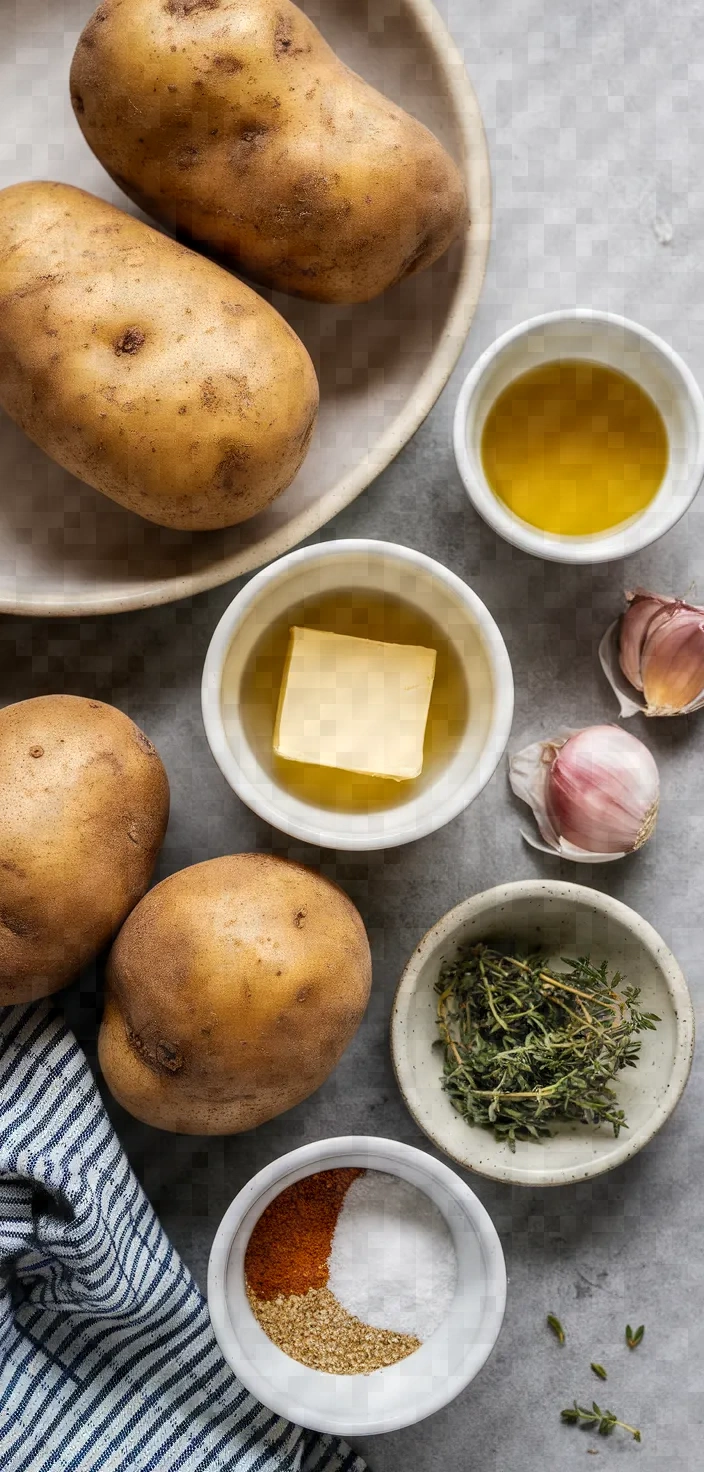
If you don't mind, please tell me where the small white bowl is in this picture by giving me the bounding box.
[201,539,514,850]
[207,1135,506,1436]
[453,308,704,563]
[391,880,695,1186]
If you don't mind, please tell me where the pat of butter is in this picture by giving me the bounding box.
[273,626,437,781]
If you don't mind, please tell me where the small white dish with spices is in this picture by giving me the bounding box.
[207,1136,506,1436]
[391,880,695,1187]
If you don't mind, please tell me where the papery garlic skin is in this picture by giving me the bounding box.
[615,589,704,716]
[545,726,659,854]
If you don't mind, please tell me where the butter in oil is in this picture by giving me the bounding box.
[238,589,469,812]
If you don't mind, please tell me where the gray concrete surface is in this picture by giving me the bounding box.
[4,0,704,1465]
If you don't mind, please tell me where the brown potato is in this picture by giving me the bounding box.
[70,0,468,304]
[0,182,318,529]
[99,854,372,1133]
[0,695,169,1004]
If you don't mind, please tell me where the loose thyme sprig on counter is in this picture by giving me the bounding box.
[561,1401,641,1442]
[435,943,660,1151]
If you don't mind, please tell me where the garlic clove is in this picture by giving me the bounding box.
[602,587,704,718]
[509,725,659,862]
[618,590,669,691]
[546,725,658,853]
[639,604,704,715]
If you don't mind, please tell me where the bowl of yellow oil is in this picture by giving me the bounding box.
[201,540,514,850]
[453,309,704,563]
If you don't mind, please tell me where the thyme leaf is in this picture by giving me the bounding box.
[626,1323,645,1349]
[434,943,660,1150]
[591,1363,607,1380]
[547,1313,565,1344]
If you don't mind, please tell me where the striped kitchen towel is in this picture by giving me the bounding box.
[0,1003,367,1472]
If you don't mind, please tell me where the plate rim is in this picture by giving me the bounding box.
[0,0,492,617]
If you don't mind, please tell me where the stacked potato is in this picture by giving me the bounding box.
[0,0,467,531]
[0,184,319,531]
[69,0,467,304]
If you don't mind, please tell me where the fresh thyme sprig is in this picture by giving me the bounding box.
[561,1400,641,1442]
[434,943,660,1151]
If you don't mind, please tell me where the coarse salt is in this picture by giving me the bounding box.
[327,1170,457,1342]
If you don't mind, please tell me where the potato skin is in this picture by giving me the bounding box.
[0,695,169,1004]
[70,0,468,304]
[99,854,372,1133]
[0,181,318,529]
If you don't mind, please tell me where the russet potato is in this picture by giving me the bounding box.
[99,854,372,1133]
[0,182,318,529]
[0,695,169,1004]
[70,0,468,304]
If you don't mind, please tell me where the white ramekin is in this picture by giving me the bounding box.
[453,308,704,563]
[201,539,514,850]
[207,1135,506,1436]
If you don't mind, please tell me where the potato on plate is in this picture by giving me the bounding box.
[70,0,468,303]
[0,695,169,1004]
[99,853,372,1133]
[0,182,318,529]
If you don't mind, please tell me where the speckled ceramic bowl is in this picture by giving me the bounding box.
[391,880,695,1186]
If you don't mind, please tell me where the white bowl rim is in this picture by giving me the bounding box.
[452,307,704,565]
[391,878,696,1186]
[207,1133,507,1436]
[201,537,515,851]
[2,0,492,618]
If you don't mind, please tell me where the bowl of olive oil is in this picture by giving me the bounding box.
[201,540,514,850]
[453,309,704,563]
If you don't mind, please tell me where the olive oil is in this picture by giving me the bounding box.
[481,359,668,536]
[239,589,469,812]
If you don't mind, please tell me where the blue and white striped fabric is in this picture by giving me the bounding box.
[0,1003,367,1472]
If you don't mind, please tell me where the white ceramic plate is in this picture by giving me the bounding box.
[0,0,490,616]
[391,880,695,1186]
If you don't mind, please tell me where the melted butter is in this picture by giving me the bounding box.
[481,359,669,536]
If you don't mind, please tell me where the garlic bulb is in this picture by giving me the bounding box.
[599,589,704,717]
[509,725,660,862]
